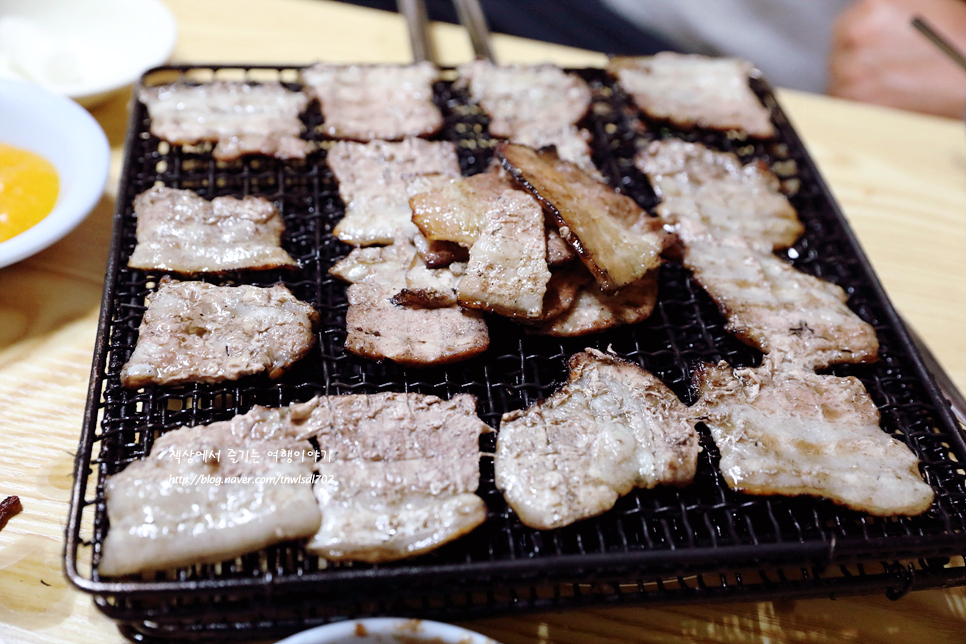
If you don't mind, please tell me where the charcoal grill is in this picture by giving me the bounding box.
[65,64,966,642]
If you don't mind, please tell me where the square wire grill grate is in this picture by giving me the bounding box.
[66,64,966,639]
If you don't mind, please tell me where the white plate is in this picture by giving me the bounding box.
[0,0,177,107]
[0,78,110,268]
[275,618,501,644]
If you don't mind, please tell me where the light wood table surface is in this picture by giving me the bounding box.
[1,0,965,642]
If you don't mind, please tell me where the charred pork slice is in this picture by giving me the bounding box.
[680,224,878,369]
[294,392,490,562]
[608,53,775,138]
[120,277,318,388]
[535,269,658,336]
[458,189,551,319]
[300,62,443,141]
[139,81,309,161]
[498,142,665,293]
[128,186,297,273]
[327,138,460,246]
[636,139,802,250]
[694,360,934,516]
[496,349,698,529]
[330,241,488,365]
[99,405,320,576]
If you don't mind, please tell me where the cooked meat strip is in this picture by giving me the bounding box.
[679,222,878,369]
[0,496,22,532]
[330,240,489,365]
[346,282,488,366]
[608,53,775,138]
[120,277,318,388]
[458,61,591,136]
[458,61,598,173]
[498,142,665,293]
[694,360,934,516]
[534,269,659,337]
[128,186,297,273]
[496,349,698,529]
[139,81,309,161]
[636,139,802,250]
[300,62,443,141]
[292,393,490,562]
[98,404,321,576]
[327,139,460,246]
[458,189,551,319]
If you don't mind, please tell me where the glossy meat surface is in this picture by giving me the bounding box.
[496,349,698,529]
[139,81,309,160]
[128,186,297,273]
[120,277,318,387]
[694,360,934,516]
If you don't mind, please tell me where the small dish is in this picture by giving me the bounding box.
[0,78,109,268]
[0,0,177,107]
[275,618,501,644]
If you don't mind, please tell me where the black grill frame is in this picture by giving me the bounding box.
[66,64,966,641]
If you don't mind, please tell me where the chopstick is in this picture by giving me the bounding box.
[453,0,496,62]
[397,0,438,64]
[911,16,966,73]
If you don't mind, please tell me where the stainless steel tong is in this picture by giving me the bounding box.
[396,0,495,63]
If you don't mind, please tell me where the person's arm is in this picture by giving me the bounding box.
[828,0,966,118]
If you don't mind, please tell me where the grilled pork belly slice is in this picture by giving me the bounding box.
[330,240,489,365]
[679,223,878,369]
[694,360,934,516]
[296,392,490,562]
[128,186,297,273]
[139,81,309,161]
[636,139,802,250]
[534,269,659,337]
[496,349,698,529]
[457,61,591,136]
[457,61,598,173]
[608,53,775,138]
[498,142,665,293]
[457,61,592,136]
[327,138,460,246]
[99,405,320,576]
[120,277,318,388]
[300,62,443,141]
[457,188,551,319]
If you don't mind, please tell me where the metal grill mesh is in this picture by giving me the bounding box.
[67,65,966,640]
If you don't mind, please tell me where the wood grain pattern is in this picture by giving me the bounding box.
[0,1,963,642]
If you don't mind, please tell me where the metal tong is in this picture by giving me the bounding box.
[396,0,495,63]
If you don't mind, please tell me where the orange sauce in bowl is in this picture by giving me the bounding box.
[0,142,59,242]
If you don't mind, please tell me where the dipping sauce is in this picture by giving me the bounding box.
[0,142,59,242]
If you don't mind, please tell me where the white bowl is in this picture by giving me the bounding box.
[275,618,501,644]
[0,78,109,268]
[0,0,177,107]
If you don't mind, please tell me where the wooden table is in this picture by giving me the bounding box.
[1,1,964,642]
